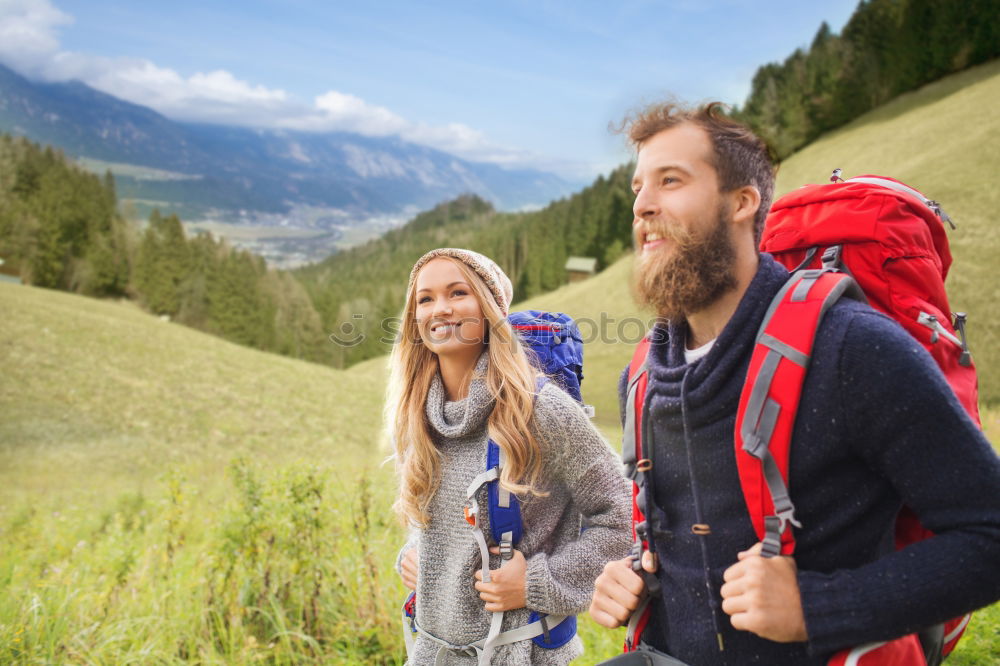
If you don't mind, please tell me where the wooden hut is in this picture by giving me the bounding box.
[565,256,597,283]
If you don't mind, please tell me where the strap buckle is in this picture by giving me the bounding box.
[742,432,765,459]
[821,245,843,270]
[774,507,802,535]
[499,539,513,560]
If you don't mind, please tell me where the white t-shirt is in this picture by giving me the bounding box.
[684,337,716,364]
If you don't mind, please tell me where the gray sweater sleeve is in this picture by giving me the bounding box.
[395,527,420,576]
[524,383,632,615]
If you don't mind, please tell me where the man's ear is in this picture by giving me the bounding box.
[729,185,761,228]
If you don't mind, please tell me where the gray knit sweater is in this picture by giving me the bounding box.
[398,354,631,665]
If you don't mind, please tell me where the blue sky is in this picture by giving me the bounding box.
[0,0,859,181]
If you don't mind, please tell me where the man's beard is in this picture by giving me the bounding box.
[632,203,738,321]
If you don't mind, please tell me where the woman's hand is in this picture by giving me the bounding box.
[473,547,527,611]
[399,547,418,591]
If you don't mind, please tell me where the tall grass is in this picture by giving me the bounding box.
[0,461,404,664]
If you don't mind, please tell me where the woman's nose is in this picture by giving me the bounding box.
[431,296,452,316]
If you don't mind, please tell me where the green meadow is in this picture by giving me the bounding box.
[2,60,1000,663]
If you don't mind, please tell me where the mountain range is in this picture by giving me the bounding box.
[0,62,575,230]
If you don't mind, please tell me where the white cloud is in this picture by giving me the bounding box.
[283,90,409,136]
[404,122,493,157]
[0,0,574,174]
[0,0,71,76]
[34,52,293,126]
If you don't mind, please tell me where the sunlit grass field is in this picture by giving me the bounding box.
[2,59,999,664]
[0,282,400,663]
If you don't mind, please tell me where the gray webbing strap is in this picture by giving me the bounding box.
[622,361,647,476]
[755,273,804,340]
[402,604,416,660]
[470,514,504,665]
[743,296,815,556]
[791,269,825,302]
[497,448,511,508]
[740,351,782,454]
[625,595,651,649]
[759,334,809,368]
[484,614,569,647]
[409,608,570,664]
[466,468,499,498]
[499,529,514,559]
[744,271,864,558]
[742,344,804,558]
[761,517,783,558]
[759,440,801,550]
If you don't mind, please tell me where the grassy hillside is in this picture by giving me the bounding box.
[0,282,403,663]
[774,58,1000,404]
[0,282,386,504]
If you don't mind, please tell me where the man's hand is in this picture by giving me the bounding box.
[589,552,656,628]
[399,547,418,591]
[474,547,527,612]
[720,542,808,642]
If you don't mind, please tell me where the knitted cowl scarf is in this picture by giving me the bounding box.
[425,352,494,441]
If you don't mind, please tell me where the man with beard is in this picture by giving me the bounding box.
[587,101,1000,665]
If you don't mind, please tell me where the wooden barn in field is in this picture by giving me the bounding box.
[565,256,597,283]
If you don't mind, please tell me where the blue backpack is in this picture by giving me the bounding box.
[485,310,588,648]
[487,309,588,556]
[508,310,585,403]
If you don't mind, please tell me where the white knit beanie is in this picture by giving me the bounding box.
[409,248,514,316]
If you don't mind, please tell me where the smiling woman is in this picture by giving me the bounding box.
[384,247,630,665]
[414,259,488,383]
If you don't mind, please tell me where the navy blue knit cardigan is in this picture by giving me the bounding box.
[617,255,1000,665]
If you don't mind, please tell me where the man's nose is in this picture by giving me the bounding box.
[632,186,658,220]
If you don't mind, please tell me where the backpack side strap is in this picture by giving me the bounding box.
[735,270,864,557]
[622,335,658,651]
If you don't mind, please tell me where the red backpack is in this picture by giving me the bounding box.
[622,173,979,664]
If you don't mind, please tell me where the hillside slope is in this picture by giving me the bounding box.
[0,281,386,505]
[774,58,1000,403]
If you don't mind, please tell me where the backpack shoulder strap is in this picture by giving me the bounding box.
[485,438,522,554]
[482,375,550,554]
[622,336,657,651]
[623,335,652,487]
[735,269,864,557]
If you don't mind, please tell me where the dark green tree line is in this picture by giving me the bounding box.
[737,0,1000,159]
[0,134,331,364]
[0,135,130,295]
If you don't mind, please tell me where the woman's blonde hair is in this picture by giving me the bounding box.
[386,256,546,527]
